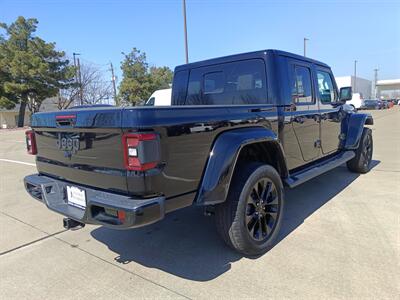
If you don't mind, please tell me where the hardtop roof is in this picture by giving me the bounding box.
[174,49,330,71]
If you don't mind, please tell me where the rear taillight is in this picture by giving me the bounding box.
[122,133,160,171]
[117,210,126,222]
[25,130,37,155]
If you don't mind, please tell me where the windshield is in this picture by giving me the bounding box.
[144,97,155,106]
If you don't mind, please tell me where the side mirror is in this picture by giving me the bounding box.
[339,86,352,102]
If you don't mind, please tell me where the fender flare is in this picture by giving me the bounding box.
[344,113,373,150]
[195,127,287,205]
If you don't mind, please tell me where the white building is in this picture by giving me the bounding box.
[335,76,372,99]
[376,79,400,99]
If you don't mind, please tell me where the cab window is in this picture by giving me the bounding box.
[204,72,224,94]
[185,59,268,105]
[317,70,337,104]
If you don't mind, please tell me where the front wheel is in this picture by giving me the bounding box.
[215,163,284,256]
[347,127,373,173]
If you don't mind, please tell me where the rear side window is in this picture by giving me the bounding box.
[317,70,337,104]
[204,72,224,94]
[171,70,189,105]
[292,66,313,104]
[184,59,268,105]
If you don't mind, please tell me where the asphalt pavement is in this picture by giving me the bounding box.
[0,108,399,299]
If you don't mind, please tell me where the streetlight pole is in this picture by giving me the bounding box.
[374,68,379,99]
[354,60,357,93]
[303,38,309,57]
[182,0,189,64]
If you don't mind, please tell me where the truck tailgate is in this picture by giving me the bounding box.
[31,108,128,193]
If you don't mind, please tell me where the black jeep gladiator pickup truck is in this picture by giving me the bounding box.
[24,50,373,255]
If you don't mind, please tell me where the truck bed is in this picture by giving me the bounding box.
[31,105,279,199]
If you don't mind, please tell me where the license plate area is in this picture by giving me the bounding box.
[66,186,86,209]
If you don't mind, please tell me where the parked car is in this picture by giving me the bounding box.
[144,88,172,106]
[363,99,382,110]
[190,123,214,133]
[24,49,374,256]
[378,100,386,109]
[387,99,396,108]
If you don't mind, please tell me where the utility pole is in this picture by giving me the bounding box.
[77,58,83,105]
[303,38,309,57]
[73,53,78,69]
[182,0,189,64]
[73,52,82,105]
[354,60,357,93]
[110,62,118,105]
[374,68,379,99]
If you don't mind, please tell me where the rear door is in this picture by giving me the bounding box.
[315,68,342,155]
[289,60,321,162]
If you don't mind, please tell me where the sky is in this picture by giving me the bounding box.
[1,0,400,87]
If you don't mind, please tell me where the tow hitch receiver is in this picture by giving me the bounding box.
[63,218,85,230]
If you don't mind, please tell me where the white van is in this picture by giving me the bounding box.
[145,88,172,106]
[346,93,364,110]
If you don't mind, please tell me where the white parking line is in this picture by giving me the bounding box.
[0,158,36,167]
[0,141,26,143]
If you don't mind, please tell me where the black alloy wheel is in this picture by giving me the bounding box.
[215,163,284,256]
[361,131,373,168]
[245,179,279,242]
[347,127,373,173]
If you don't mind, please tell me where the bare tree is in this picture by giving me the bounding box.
[57,87,78,110]
[57,62,113,109]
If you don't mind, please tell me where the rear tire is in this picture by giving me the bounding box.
[215,163,284,256]
[347,127,373,173]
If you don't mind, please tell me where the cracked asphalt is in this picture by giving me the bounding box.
[0,108,399,299]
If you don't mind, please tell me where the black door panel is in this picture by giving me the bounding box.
[291,107,320,161]
[287,61,321,164]
[315,69,342,155]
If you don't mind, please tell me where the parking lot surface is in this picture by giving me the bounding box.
[0,108,399,299]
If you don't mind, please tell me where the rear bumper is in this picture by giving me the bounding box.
[24,174,165,229]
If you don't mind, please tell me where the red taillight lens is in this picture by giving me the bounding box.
[122,133,159,171]
[117,210,126,222]
[25,130,37,155]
